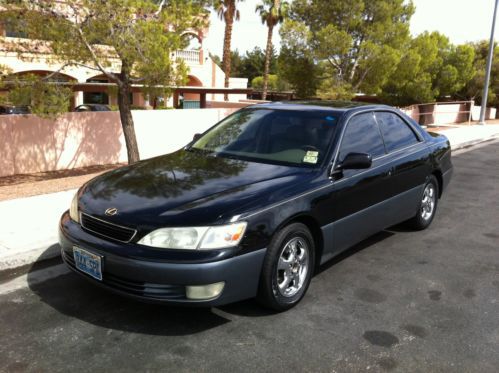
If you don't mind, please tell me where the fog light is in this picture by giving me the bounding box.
[186,282,225,300]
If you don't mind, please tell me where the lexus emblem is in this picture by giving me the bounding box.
[105,207,118,216]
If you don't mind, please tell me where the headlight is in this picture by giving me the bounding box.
[138,227,208,250]
[138,222,247,250]
[69,192,80,223]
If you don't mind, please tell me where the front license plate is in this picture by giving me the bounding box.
[73,246,103,281]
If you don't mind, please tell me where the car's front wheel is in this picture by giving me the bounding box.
[257,223,315,311]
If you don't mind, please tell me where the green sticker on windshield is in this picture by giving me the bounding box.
[303,151,319,164]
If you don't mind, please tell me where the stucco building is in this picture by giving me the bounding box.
[0,12,248,109]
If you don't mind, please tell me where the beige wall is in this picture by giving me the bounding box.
[0,108,238,177]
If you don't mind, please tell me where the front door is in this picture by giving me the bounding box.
[320,111,392,262]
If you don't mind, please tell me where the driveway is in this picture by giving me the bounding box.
[1,140,498,372]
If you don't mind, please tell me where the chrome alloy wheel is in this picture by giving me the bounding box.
[276,237,309,297]
[421,183,436,221]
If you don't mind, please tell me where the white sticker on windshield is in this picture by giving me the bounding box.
[303,151,319,164]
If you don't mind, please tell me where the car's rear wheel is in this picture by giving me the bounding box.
[257,223,315,311]
[407,175,439,230]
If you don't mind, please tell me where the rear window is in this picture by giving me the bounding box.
[376,112,419,152]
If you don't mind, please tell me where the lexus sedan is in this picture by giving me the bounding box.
[59,101,453,311]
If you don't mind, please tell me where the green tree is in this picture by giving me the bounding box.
[209,52,223,68]
[251,74,289,91]
[256,0,288,100]
[381,32,475,106]
[1,66,73,117]
[279,0,414,98]
[278,20,320,98]
[459,41,499,105]
[1,0,207,164]
[229,49,244,77]
[241,46,277,83]
[209,50,242,76]
[210,47,278,84]
[213,0,244,100]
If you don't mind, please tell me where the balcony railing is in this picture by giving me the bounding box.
[0,36,204,65]
[174,49,202,65]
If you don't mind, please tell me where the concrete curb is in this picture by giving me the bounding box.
[0,243,60,272]
[451,133,499,151]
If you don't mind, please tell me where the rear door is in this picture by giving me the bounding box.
[374,111,430,221]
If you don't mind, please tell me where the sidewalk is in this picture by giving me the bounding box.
[1,124,499,271]
[431,123,499,149]
[0,190,75,270]
[0,165,118,271]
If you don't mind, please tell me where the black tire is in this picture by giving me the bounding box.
[407,175,439,230]
[257,223,315,311]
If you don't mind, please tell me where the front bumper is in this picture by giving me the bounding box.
[59,212,266,306]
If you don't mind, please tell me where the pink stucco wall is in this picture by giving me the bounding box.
[0,108,238,177]
[0,112,125,177]
[206,101,252,109]
[401,102,496,125]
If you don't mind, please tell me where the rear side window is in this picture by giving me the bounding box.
[339,112,385,161]
[376,112,419,152]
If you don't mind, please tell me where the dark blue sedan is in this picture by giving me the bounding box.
[59,101,453,311]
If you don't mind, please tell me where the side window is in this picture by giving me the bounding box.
[339,112,385,161]
[376,112,419,152]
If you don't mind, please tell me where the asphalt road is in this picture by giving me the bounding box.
[1,140,498,373]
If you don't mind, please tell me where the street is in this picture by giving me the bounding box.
[1,140,498,373]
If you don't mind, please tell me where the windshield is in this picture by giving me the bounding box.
[190,108,339,167]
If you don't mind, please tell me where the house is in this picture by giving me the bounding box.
[0,9,249,110]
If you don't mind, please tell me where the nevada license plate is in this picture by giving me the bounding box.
[73,246,103,281]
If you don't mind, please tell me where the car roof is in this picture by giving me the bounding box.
[248,100,392,113]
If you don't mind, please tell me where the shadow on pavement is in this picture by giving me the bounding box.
[220,230,396,317]
[27,230,397,332]
[315,230,395,275]
[27,247,230,336]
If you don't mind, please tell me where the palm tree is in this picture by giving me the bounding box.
[214,0,244,101]
[256,0,287,100]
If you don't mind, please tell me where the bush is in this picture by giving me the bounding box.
[251,74,290,91]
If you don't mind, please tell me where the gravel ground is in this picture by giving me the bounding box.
[0,164,121,201]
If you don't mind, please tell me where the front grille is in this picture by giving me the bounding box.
[104,274,186,299]
[81,213,137,243]
[62,250,186,300]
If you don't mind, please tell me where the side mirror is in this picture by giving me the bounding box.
[338,152,372,170]
[192,133,202,142]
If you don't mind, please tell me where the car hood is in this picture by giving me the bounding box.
[79,149,315,228]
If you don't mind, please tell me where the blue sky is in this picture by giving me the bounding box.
[204,0,499,57]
